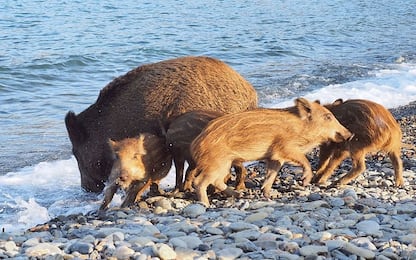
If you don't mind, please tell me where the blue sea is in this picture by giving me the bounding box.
[1,0,415,232]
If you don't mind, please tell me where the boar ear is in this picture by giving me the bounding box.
[65,111,87,145]
[295,98,312,120]
[333,98,343,105]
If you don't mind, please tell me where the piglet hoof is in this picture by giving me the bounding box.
[310,175,321,184]
[302,175,312,187]
[223,187,240,198]
[235,182,247,191]
[329,180,345,189]
[149,183,164,196]
[262,190,271,200]
[302,179,311,187]
[166,188,180,197]
[315,180,330,189]
[395,178,405,188]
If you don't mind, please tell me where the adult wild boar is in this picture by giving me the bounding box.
[65,56,258,192]
[312,99,404,187]
[163,110,247,192]
[100,134,171,210]
[190,98,352,206]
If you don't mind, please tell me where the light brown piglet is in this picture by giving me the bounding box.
[164,110,247,192]
[190,98,352,206]
[312,99,404,187]
[100,133,172,210]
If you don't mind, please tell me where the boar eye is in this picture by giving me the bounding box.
[324,113,333,121]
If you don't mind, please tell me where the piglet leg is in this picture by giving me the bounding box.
[121,180,148,208]
[261,160,282,199]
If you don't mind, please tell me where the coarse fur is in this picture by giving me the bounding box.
[65,56,258,192]
[100,133,172,210]
[312,99,404,187]
[163,110,247,192]
[191,98,352,206]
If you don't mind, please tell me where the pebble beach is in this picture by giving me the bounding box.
[1,102,415,260]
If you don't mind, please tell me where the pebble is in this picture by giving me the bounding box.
[182,203,206,218]
[1,111,415,260]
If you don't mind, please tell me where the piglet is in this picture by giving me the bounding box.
[190,98,352,206]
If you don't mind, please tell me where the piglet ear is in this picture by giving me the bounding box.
[295,98,312,120]
[108,139,118,151]
[65,111,87,145]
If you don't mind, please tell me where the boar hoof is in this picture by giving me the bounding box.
[96,209,108,219]
[223,187,240,198]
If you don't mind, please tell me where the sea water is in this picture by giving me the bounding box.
[1,0,415,232]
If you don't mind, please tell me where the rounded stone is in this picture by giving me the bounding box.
[244,212,269,223]
[153,244,177,260]
[114,245,135,260]
[299,245,328,256]
[355,220,382,236]
[25,243,63,257]
[182,204,206,218]
[216,247,243,260]
[68,241,94,254]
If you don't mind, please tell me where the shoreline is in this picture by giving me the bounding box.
[1,101,415,259]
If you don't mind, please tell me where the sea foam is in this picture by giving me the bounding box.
[272,63,416,108]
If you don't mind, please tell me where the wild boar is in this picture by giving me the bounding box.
[312,99,404,187]
[163,110,247,192]
[65,56,258,193]
[100,133,172,210]
[190,98,352,206]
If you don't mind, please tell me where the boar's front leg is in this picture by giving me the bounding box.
[173,155,186,192]
[261,160,282,198]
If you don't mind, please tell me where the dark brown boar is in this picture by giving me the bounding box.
[190,98,352,206]
[100,133,172,210]
[163,110,247,192]
[65,56,258,193]
[312,99,404,187]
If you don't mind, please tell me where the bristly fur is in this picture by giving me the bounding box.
[66,56,258,193]
[313,99,404,187]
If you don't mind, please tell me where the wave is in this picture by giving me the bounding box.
[269,63,416,109]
